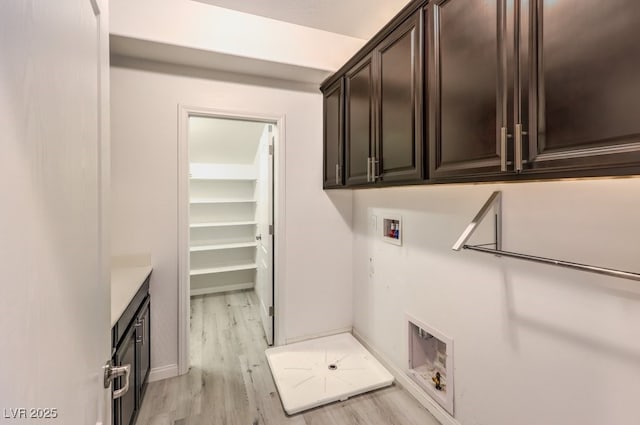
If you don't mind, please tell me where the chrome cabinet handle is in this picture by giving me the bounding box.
[367,157,372,182]
[135,317,145,344]
[372,158,380,181]
[500,127,507,172]
[335,164,340,185]
[515,124,523,172]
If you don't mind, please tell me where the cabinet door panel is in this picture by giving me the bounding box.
[378,11,424,182]
[345,56,374,186]
[430,0,505,178]
[323,80,343,188]
[114,328,137,425]
[136,300,151,405]
[527,0,640,170]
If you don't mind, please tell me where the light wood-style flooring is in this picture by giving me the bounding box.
[136,290,440,425]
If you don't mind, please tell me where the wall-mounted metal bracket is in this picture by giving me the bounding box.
[452,191,502,252]
[452,191,640,282]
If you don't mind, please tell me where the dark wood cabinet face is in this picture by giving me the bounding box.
[112,284,150,425]
[323,80,343,188]
[114,328,137,425]
[526,0,640,170]
[345,56,374,186]
[430,0,505,178]
[322,0,640,189]
[137,301,151,403]
[377,12,423,182]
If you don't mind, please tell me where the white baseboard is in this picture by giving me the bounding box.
[285,326,353,345]
[352,328,461,425]
[190,282,254,297]
[148,364,179,383]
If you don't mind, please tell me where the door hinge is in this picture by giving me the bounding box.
[268,224,273,235]
[269,144,274,155]
[268,306,274,317]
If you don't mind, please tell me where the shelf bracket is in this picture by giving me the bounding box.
[452,191,502,253]
[452,191,640,282]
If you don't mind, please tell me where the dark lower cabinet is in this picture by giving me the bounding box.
[322,79,344,188]
[136,298,151,403]
[114,326,137,425]
[113,278,151,425]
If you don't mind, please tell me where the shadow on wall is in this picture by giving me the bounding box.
[498,264,640,367]
[110,54,321,93]
[325,189,354,229]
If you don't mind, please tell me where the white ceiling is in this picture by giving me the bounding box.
[191,0,412,40]
[189,117,267,164]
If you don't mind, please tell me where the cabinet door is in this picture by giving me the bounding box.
[345,55,375,186]
[523,0,640,172]
[429,0,507,179]
[376,11,424,183]
[323,79,344,188]
[114,327,137,425]
[136,299,151,405]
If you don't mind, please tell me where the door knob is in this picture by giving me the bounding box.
[256,234,262,241]
[104,360,131,400]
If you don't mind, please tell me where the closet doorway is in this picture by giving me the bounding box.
[179,108,281,375]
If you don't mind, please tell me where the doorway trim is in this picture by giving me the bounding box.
[177,105,287,375]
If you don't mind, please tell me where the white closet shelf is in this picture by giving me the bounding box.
[190,282,254,297]
[190,199,256,204]
[190,221,258,228]
[190,242,258,252]
[190,177,257,181]
[190,263,257,276]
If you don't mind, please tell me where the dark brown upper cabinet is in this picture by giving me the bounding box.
[522,0,640,173]
[322,79,344,189]
[428,0,508,180]
[376,11,424,183]
[343,10,424,187]
[429,0,640,180]
[322,0,640,189]
[345,54,375,186]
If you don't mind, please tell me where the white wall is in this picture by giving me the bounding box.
[352,178,640,425]
[188,116,265,164]
[110,58,353,373]
[110,0,365,72]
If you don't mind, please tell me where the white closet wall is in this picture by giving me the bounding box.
[188,117,267,296]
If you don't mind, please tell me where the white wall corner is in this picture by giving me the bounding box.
[285,327,354,345]
[148,364,179,383]
[352,328,462,425]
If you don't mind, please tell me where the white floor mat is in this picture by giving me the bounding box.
[265,333,394,415]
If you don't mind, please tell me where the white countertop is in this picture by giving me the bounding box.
[111,265,152,327]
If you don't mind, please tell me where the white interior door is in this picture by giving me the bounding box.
[256,125,275,345]
[0,1,111,424]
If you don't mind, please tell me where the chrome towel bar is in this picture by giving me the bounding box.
[452,191,640,282]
